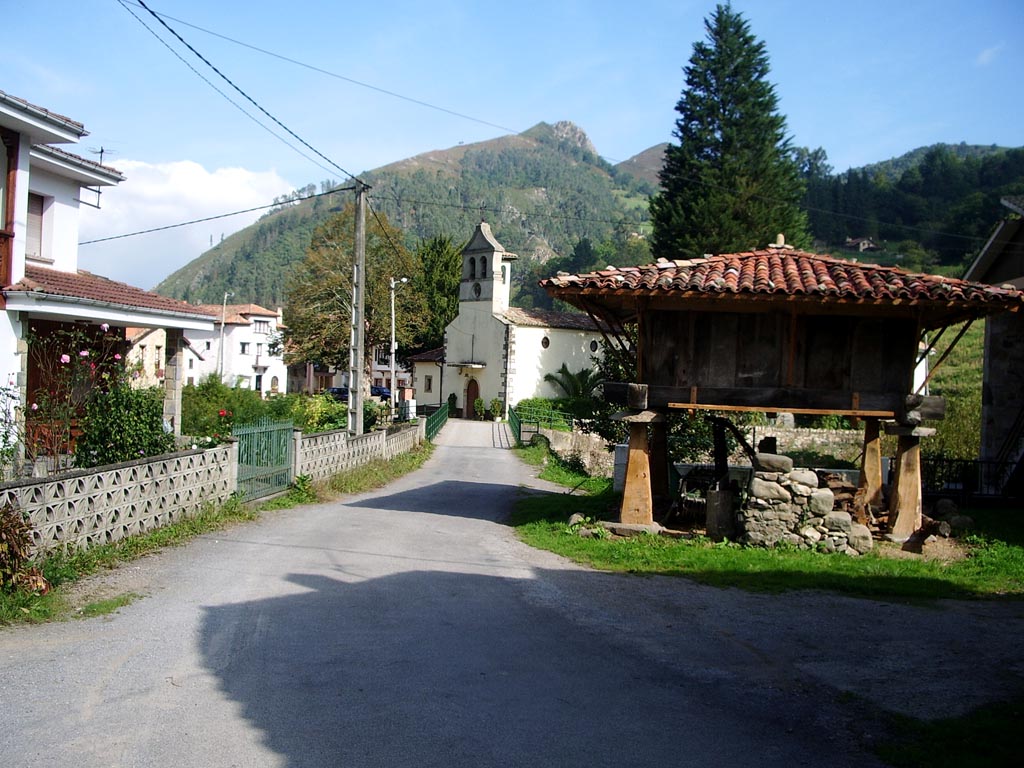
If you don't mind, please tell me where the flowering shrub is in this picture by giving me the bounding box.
[74,381,174,469]
[21,323,126,471]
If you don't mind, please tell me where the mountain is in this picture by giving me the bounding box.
[613,144,668,190]
[156,121,652,308]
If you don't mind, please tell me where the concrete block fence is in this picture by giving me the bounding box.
[4,421,426,554]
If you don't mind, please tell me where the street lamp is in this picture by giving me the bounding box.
[218,291,233,379]
[389,276,409,413]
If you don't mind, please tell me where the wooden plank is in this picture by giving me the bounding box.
[604,381,901,414]
[668,403,897,418]
[889,434,923,540]
[857,418,884,511]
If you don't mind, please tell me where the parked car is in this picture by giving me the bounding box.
[370,385,391,401]
[325,387,349,401]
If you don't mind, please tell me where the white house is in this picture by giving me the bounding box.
[0,89,216,447]
[185,303,287,395]
[413,222,604,417]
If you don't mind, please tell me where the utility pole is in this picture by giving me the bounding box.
[389,276,408,414]
[218,291,233,380]
[348,182,368,435]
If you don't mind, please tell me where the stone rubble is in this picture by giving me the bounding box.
[739,455,874,554]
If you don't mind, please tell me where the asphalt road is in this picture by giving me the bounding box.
[2,420,1021,767]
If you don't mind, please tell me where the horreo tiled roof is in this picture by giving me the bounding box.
[5,266,218,318]
[542,249,1024,308]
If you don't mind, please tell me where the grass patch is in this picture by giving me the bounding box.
[77,592,141,619]
[0,442,435,626]
[511,446,1024,600]
[874,696,1023,768]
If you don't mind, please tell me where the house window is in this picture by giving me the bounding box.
[590,340,599,352]
[254,374,263,391]
[240,342,249,355]
[375,346,390,365]
[424,375,433,393]
[253,320,270,334]
[270,376,279,392]
[155,346,162,374]
[205,340,211,351]
[188,358,194,370]
[256,343,263,357]
[26,193,44,260]
[541,336,550,349]
[187,376,195,386]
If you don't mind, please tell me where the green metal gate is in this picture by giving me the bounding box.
[233,418,294,501]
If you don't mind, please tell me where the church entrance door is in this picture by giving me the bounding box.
[466,379,480,419]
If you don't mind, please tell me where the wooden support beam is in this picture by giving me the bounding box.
[620,422,654,525]
[649,421,669,499]
[857,418,884,515]
[888,433,924,541]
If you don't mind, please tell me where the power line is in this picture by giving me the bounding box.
[133,0,362,184]
[120,0,522,138]
[117,0,342,181]
[80,187,354,245]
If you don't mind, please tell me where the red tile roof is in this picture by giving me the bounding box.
[503,306,600,331]
[194,303,279,324]
[407,347,445,362]
[6,266,217,318]
[542,249,1024,308]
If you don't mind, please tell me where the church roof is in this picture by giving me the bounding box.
[503,306,600,331]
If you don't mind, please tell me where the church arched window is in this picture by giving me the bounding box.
[469,257,476,279]
[481,257,487,276]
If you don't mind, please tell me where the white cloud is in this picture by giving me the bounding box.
[976,43,1005,67]
[78,160,294,290]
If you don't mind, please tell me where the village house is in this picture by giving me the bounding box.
[0,89,216,461]
[185,303,287,395]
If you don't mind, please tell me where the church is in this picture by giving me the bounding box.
[409,222,604,418]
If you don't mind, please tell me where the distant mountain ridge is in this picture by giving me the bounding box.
[154,129,1019,308]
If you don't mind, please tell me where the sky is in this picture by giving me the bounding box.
[6,0,1023,291]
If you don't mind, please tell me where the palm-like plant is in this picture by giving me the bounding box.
[543,364,602,399]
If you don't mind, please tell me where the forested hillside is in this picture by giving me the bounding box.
[801,144,1024,273]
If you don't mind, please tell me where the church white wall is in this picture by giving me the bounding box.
[507,326,602,408]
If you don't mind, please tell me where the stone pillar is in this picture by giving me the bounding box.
[857,418,884,511]
[885,424,935,541]
[163,328,184,437]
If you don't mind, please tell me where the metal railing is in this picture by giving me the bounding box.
[425,405,448,441]
[508,407,522,444]
[919,457,1020,501]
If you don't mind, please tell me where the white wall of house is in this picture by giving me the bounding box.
[25,167,81,273]
[185,309,287,396]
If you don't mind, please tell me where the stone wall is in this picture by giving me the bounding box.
[740,454,873,555]
[748,425,864,465]
[538,427,614,476]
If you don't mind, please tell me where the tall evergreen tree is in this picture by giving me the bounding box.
[650,4,809,257]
